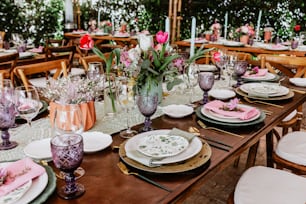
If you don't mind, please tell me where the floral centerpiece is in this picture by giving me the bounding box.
[99,20,112,33]
[210,19,222,41]
[235,23,255,44]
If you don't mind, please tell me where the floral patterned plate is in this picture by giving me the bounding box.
[137,134,189,159]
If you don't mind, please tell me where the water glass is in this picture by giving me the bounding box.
[233,61,248,87]
[136,93,158,132]
[198,72,215,105]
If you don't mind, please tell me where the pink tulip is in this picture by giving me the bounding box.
[213,52,221,62]
[79,34,94,50]
[156,31,168,44]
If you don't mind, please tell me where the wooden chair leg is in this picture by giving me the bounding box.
[233,157,240,168]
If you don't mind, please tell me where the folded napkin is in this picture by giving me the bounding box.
[204,100,259,120]
[28,46,44,53]
[244,69,268,78]
[0,158,45,196]
[126,128,194,167]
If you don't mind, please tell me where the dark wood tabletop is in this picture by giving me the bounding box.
[44,79,306,204]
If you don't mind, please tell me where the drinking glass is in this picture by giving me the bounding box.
[87,62,105,101]
[15,86,40,127]
[0,80,18,150]
[51,133,85,200]
[184,63,199,105]
[233,60,248,88]
[198,72,215,105]
[226,54,237,87]
[52,104,85,180]
[136,93,158,132]
[118,77,138,138]
[215,54,229,80]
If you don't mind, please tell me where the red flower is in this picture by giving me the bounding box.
[156,31,168,44]
[294,25,301,32]
[79,34,94,50]
[213,52,221,62]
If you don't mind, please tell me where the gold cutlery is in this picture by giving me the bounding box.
[290,88,306,94]
[117,162,172,192]
[243,97,284,108]
[197,120,244,138]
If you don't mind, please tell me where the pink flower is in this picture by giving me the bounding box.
[227,98,240,111]
[172,57,185,72]
[213,52,221,62]
[79,34,94,50]
[154,43,163,51]
[156,31,168,44]
[252,66,259,73]
[120,51,132,68]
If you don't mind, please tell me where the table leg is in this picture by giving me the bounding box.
[246,141,259,169]
[266,130,274,167]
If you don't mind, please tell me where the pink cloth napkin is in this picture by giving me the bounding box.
[28,46,44,53]
[0,158,45,196]
[204,100,259,120]
[244,69,268,78]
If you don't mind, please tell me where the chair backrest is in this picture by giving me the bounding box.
[45,38,66,48]
[259,54,306,78]
[45,45,76,72]
[79,53,111,72]
[0,31,5,49]
[0,52,19,80]
[13,59,68,88]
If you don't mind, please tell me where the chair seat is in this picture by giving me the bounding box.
[28,77,47,88]
[234,166,306,204]
[281,109,297,122]
[70,67,85,76]
[275,131,306,166]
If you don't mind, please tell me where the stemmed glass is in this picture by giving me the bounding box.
[215,54,229,80]
[50,133,85,200]
[118,77,138,138]
[87,62,105,101]
[184,63,199,105]
[136,93,158,132]
[226,54,237,87]
[15,85,40,127]
[52,104,85,180]
[0,79,18,150]
[198,72,215,105]
[233,60,248,88]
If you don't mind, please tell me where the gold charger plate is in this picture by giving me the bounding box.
[119,139,212,174]
[235,87,294,101]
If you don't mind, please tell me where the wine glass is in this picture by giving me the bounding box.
[50,133,85,200]
[52,104,85,180]
[118,77,138,138]
[215,54,229,80]
[0,80,18,150]
[198,72,215,105]
[226,54,238,87]
[184,63,199,105]
[233,60,248,88]
[136,93,158,132]
[15,85,40,127]
[87,62,105,101]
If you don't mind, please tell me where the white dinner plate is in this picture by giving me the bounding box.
[125,129,202,165]
[183,38,208,44]
[72,31,87,34]
[137,134,189,158]
[0,162,48,204]
[289,78,306,87]
[23,138,52,160]
[0,180,32,204]
[162,104,193,118]
[223,41,245,47]
[95,32,108,36]
[208,89,236,100]
[19,52,34,59]
[197,64,218,72]
[201,104,261,123]
[242,72,276,81]
[113,33,130,38]
[82,131,113,153]
[240,83,289,97]
[297,45,306,51]
[262,44,289,51]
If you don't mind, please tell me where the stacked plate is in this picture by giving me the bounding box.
[289,78,306,87]
[242,71,279,82]
[223,41,245,47]
[196,101,265,128]
[0,161,55,204]
[120,129,212,173]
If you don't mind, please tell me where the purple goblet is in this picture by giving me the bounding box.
[233,60,248,87]
[198,72,215,105]
[0,82,17,150]
[136,93,158,132]
[51,133,85,200]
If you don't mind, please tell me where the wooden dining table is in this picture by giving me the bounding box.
[42,79,306,204]
[174,40,306,57]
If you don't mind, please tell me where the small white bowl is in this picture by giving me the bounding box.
[208,89,236,100]
[162,104,194,118]
[289,78,306,87]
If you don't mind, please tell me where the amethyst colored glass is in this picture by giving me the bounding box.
[0,80,17,150]
[136,93,158,132]
[233,60,248,87]
[198,72,215,105]
[51,134,85,200]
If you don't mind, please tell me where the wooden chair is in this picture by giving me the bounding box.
[79,52,111,73]
[0,52,19,82]
[45,38,66,48]
[228,166,306,204]
[13,59,68,89]
[45,45,76,72]
[259,54,306,135]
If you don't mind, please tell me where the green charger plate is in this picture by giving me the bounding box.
[195,106,266,128]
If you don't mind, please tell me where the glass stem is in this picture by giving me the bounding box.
[1,129,10,146]
[143,116,151,132]
[203,91,209,104]
[126,108,131,130]
[65,171,77,194]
